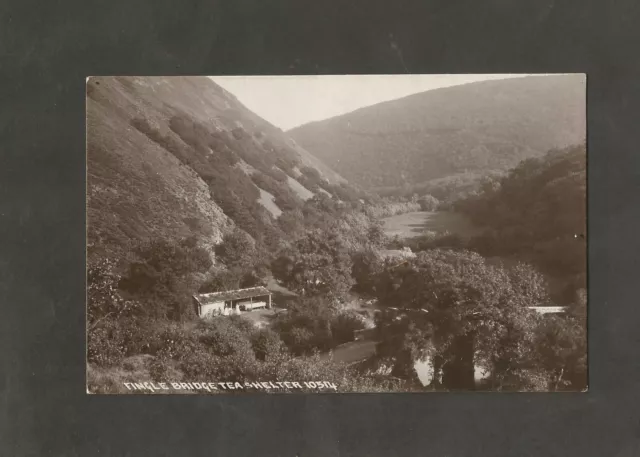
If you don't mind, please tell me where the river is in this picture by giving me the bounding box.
[318,210,487,386]
[382,210,485,386]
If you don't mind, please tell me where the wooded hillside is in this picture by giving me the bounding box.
[289,75,585,193]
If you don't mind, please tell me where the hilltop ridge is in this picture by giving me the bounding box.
[289,75,586,193]
[87,76,349,262]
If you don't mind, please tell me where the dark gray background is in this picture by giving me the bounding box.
[1,0,639,455]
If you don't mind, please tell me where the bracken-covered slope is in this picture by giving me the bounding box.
[86,76,346,262]
[288,75,586,192]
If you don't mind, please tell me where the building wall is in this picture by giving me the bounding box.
[238,300,267,310]
[201,301,225,317]
[198,294,272,318]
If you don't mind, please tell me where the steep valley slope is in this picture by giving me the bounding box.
[288,75,586,194]
[87,76,347,263]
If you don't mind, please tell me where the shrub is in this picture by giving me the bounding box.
[418,194,440,211]
[148,357,170,382]
[199,268,242,293]
[286,327,317,355]
[197,318,256,358]
[331,311,368,344]
[214,228,257,269]
[251,328,286,361]
[87,318,127,366]
[154,323,203,360]
[267,167,289,182]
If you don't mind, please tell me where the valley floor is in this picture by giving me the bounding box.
[382,210,479,239]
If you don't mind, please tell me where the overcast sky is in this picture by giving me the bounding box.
[210,74,531,131]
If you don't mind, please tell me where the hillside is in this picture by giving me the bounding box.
[455,144,587,304]
[87,76,587,394]
[87,76,349,262]
[288,75,586,193]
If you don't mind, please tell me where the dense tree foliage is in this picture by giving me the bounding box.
[456,145,587,304]
[271,230,355,301]
[373,171,501,207]
[118,237,212,320]
[214,228,256,268]
[87,307,403,393]
[88,78,420,393]
[364,200,421,219]
[351,248,388,295]
[131,114,296,251]
[418,194,440,211]
[272,297,368,355]
[534,314,587,390]
[372,249,577,391]
[87,258,139,328]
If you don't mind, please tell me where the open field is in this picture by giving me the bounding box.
[382,211,479,239]
[256,188,283,218]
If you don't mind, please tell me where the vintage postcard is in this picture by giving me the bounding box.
[86,75,586,394]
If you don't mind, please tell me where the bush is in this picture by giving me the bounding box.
[179,351,224,380]
[214,228,257,269]
[418,194,440,211]
[87,318,127,366]
[331,311,368,344]
[88,314,167,366]
[251,328,286,360]
[286,327,318,355]
[267,167,289,182]
[153,323,202,360]
[271,229,355,300]
[272,296,367,355]
[199,268,242,293]
[197,318,256,358]
[119,237,212,320]
[365,201,421,218]
[148,356,170,382]
[351,249,386,294]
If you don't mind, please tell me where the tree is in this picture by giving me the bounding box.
[215,228,258,269]
[418,194,440,211]
[278,209,305,235]
[197,318,256,358]
[87,258,139,328]
[351,248,386,294]
[271,230,354,300]
[373,310,433,382]
[119,237,212,320]
[458,145,587,303]
[273,296,367,355]
[534,314,587,391]
[375,249,553,390]
[87,258,142,367]
[251,328,286,361]
[366,221,387,247]
[199,268,242,293]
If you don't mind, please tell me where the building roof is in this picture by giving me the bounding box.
[194,286,271,305]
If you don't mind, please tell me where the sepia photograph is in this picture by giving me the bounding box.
[86,74,587,394]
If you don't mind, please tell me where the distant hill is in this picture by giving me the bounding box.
[87,76,348,262]
[288,75,586,193]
